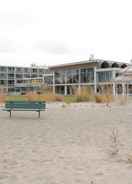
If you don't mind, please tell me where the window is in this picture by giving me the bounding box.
[32,68,37,73]
[0,80,6,85]
[8,67,15,73]
[0,67,7,72]
[66,69,79,84]
[16,68,23,73]
[55,71,65,84]
[44,76,53,85]
[16,74,23,78]
[39,69,45,74]
[31,74,38,78]
[24,74,31,78]
[8,74,14,79]
[24,68,30,73]
[97,71,112,82]
[81,68,94,83]
[0,73,7,78]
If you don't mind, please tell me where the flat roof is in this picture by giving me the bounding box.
[0,65,47,69]
[49,59,129,69]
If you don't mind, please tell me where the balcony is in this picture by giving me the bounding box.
[15,83,42,87]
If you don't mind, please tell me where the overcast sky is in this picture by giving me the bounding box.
[0,0,132,66]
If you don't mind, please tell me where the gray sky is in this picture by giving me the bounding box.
[0,0,132,66]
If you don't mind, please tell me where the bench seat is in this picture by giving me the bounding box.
[3,108,46,111]
[3,101,46,118]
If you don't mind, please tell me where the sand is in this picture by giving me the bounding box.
[0,102,132,183]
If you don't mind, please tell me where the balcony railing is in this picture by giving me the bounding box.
[15,83,42,87]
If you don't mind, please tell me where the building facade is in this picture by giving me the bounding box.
[114,66,132,96]
[47,59,128,96]
[0,59,129,95]
[0,65,46,94]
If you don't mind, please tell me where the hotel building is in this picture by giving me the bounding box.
[0,59,130,95]
[47,59,129,95]
[0,65,46,94]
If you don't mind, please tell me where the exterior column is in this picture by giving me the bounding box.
[112,82,116,96]
[78,68,81,95]
[126,83,129,96]
[64,85,67,96]
[122,83,125,96]
[94,67,97,94]
[64,71,67,96]
[128,83,130,96]
[53,72,55,94]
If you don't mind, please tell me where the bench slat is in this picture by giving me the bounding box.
[3,108,46,111]
[3,101,46,118]
[5,101,46,110]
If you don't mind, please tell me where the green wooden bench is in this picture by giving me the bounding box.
[3,101,46,118]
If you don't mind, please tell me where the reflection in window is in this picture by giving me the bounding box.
[66,69,79,84]
[0,80,7,85]
[55,71,65,84]
[16,74,23,78]
[44,76,53,85]
[81,68,94,83]
[32,68,38,73]
[97,71,112,82]
[0,67,7,72]
[8,67,15,73]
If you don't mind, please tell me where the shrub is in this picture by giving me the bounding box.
[0,94,6,104]
[24,91,64,102]
[95,94,113,103]
[75,87,95,102]
[63,96,77,104]
[54,95,63,102]
[25,92,39,101]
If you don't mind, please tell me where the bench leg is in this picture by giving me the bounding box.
[38,111,40,118]
[9,111,11,118]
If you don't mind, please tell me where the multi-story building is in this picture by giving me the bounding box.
[0,59,130,95]
[0,65,46,94]
[47,59,129,95]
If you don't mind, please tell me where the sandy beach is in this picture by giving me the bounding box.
[0,102,132,183]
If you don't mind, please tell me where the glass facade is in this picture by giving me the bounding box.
[24,74,31,78]
[97,71,112,82]
[31,68,37,73]
[54,68,94,84]
[54,69,79,84]
[16,68,23,73]
[55,71,65,84]
[8,67,15,73]
[8,74,14,79]
[0,80,7,85]
[0,73,7,79]
[24,68,31,73]
[0,67,7,72]
[81,68,94,83]
[54,68,115,86]
[44,76,53,85]
[16,74,23,79]
[66,69,79,84]
[0,66,46,93]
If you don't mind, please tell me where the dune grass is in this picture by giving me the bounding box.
[1,86,130,105]
[6,95,27,101]
[5,92,64,102]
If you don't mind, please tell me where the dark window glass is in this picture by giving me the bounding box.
[81,68,94,83]
[97,71,112,82]
[66,69,79,84]
[55,71,65,84]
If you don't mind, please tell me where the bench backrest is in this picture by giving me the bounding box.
[5,101,46,110]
